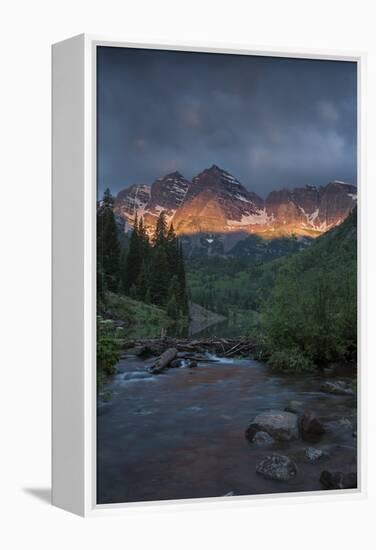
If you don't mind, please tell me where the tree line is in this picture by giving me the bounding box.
[97,189,189,320]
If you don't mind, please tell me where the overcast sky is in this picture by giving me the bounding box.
[97,47,357,198]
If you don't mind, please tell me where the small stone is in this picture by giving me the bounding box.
[305,447,324,462]
[256,455,297,481]
[252,431,275,446]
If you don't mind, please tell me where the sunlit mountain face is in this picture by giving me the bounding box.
[113,164,357,239]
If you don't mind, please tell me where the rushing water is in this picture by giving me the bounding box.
[97,354,357,504]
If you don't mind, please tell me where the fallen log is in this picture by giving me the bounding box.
[150,348,178,375]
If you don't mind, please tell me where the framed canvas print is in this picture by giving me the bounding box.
[52,35,365,516]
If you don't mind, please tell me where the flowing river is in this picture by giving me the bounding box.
[97,354,357,504]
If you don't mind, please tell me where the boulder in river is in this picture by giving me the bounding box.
[246,410,299,442]
[284,400,305,415]
[256,455,297,481]
[321,381,355,396]
[252,431,275,446]
[150,348,178,374]
[299,411,325,441]
[304,447,324,462]
[320,470,357,490]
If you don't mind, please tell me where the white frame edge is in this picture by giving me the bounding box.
[51,34,367,517]
[52,34,86,516]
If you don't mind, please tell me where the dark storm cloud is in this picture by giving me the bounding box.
[97,47,357,198]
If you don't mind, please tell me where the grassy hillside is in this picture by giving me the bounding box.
[98,292,175,339]
[97,291,186,390]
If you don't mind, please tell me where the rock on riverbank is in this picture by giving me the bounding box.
[256,455,297,481]
[246,410,299,442]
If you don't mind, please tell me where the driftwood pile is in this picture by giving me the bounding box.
[122,337,257,374]
[124,337,256,357]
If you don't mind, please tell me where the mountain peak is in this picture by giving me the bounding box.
[207,164,235,177]
[158,170,186,181]
[193,165,241,187]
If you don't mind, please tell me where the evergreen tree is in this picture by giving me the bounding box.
[136,259,149,301]
[122,214,142,293]
[129,283,137,299]
[97,189,120,292]
[166,293,179,320]
[144,287,151,304]
[117,210,189,320]
[153,211,168,246]
[177,241,189,315]
[166,275,180,320]
[166,223,177,257]
[102,187,115,208]
[149,245,170,306]
[97,265,105,302]
[138,217,151,267]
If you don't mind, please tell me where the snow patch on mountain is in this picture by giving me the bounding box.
[299,206,320,228]
[234,193,252,203]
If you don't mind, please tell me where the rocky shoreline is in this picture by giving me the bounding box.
[245,408,357,489]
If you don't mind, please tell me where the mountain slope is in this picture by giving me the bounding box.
[265,181,357,236]
[114,184,151,231]
[258,207,357,368]
[143,171,191,228]
[172,165,267,234]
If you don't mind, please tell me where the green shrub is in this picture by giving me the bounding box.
[97,334,120,376]
[268,348,315,373]
[97,317,121,390]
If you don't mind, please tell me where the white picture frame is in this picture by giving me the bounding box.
[52,34,366,517]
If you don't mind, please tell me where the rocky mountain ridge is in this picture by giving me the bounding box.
[113,165,357,238]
